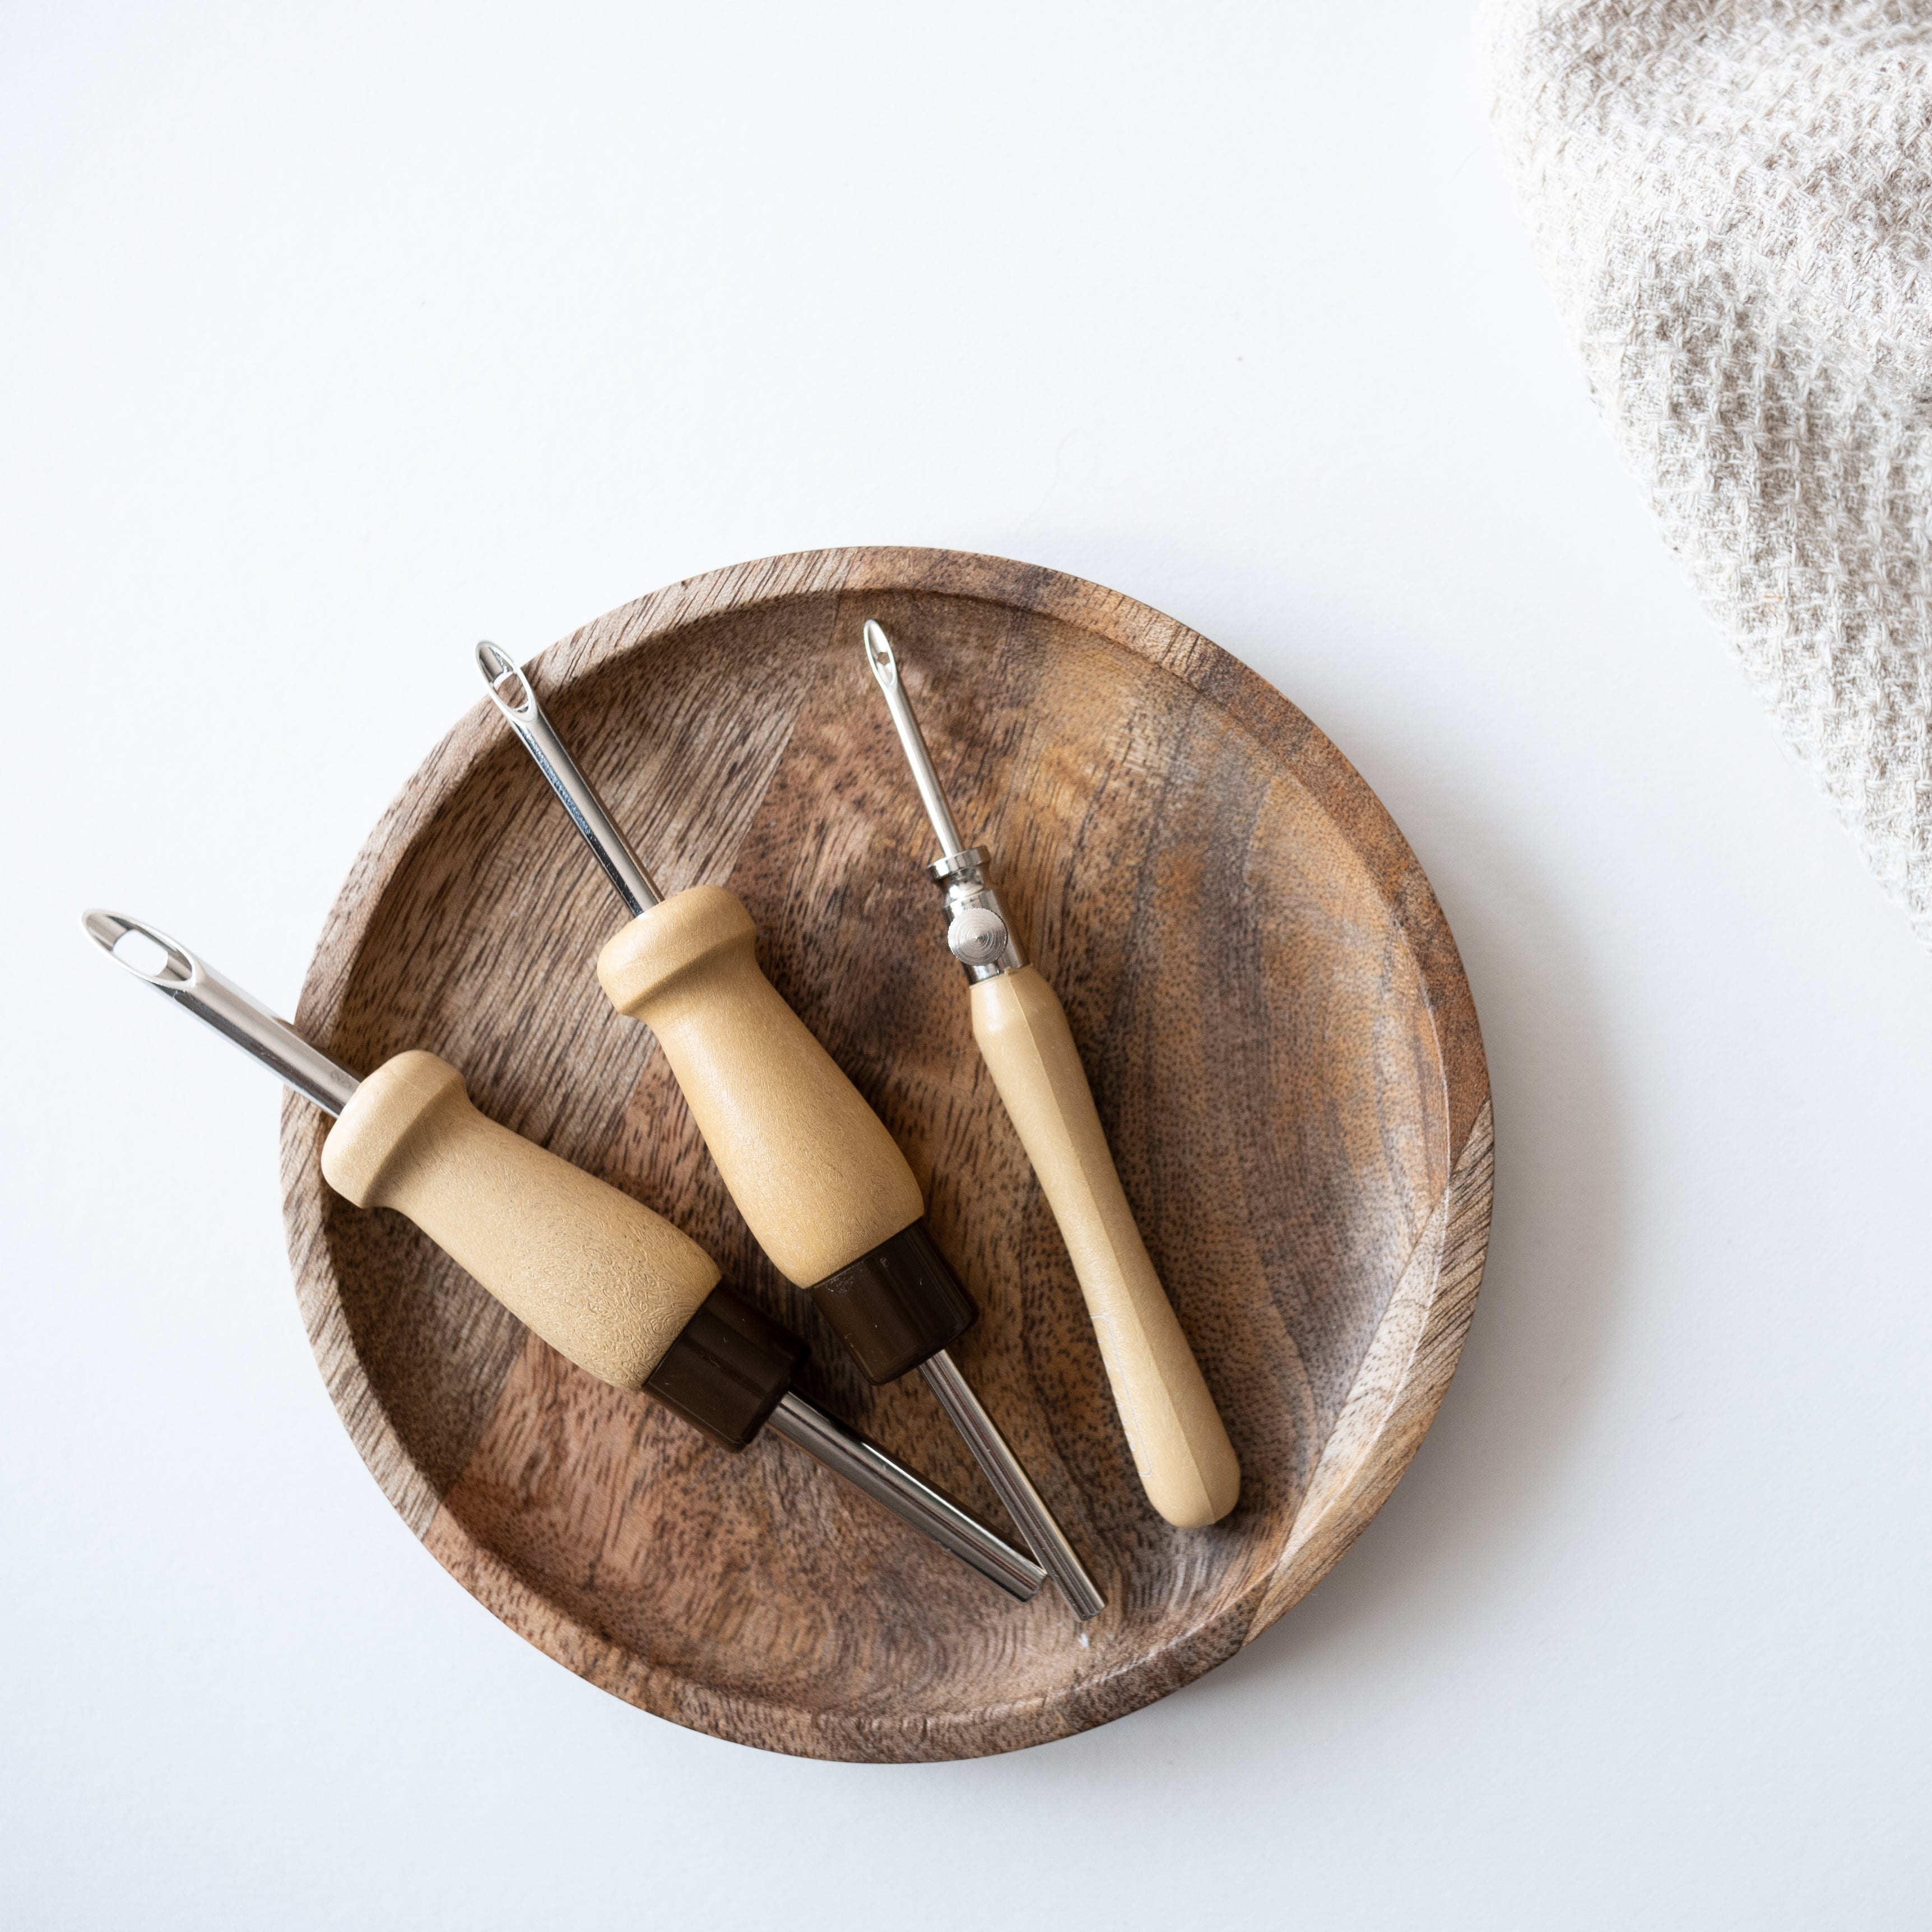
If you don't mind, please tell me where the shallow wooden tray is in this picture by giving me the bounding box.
[281,547,1492,1762]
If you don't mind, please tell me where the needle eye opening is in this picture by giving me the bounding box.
[476,640,536,718]
[82,909,196,987]
[861,619,898,687]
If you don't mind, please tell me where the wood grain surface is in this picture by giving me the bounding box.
[280,547,1493,1761]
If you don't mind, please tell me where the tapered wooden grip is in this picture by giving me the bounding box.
[972,967,1242,1527]
[597,886,925,1287]
[319,1051,718,1390]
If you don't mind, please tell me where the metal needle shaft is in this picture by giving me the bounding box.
[767,1391,1045,1600]
[82,911,359,1115]
[920,1350,1105,1619]
[862,619,969,862]
[476,642,662,916]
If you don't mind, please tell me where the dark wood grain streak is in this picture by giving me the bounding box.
[278,548,1493,1759]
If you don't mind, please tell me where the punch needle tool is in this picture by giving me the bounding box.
[862,619,1241,1529]
[477,643,1104,1617]
[83,908,1046,1600]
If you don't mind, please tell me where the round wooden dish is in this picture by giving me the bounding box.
[282,547,1492,1762]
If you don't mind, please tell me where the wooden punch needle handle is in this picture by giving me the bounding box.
[322,1049,719,1391]
[972,968,1241,1527]
[597,886,927,1288]
[478,649,974,1374]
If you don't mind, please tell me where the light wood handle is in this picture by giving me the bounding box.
[597,886,925,1287]
[972,967,1241,1527]
[320,1051,718,1390]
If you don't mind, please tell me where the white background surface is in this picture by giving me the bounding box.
[6,3,1931,1926]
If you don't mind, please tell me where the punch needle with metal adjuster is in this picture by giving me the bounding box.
[862,619,1241,1530]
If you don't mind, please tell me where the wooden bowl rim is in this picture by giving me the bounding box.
[281,546,1493,1759]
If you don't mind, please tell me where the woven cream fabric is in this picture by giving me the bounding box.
[1481,1,1932,944]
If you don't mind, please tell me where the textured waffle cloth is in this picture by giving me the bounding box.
[1481,1,1932,944]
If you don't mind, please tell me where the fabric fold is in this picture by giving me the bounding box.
[1481,0,1932,945]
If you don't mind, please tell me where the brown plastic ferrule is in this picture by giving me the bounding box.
[644,1285,804,1450]
[808,1220,977,1384]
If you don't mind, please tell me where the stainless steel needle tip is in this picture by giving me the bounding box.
[475,641,662,916]
[861,620,968,862]
[82,910,360,1114]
